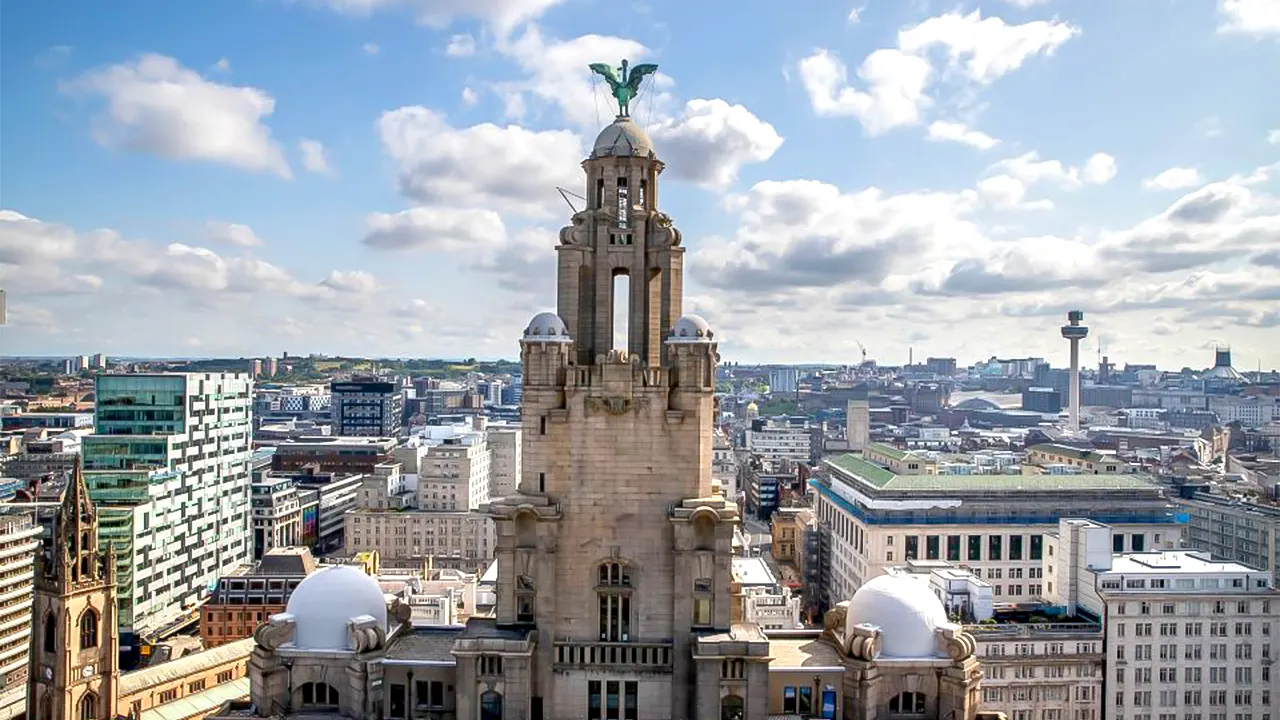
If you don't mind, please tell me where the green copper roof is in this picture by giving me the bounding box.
[864,442,908,460]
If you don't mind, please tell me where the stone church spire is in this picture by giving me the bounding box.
[28,459,121,720]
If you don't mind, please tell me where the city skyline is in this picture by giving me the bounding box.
[2,0,1279,368]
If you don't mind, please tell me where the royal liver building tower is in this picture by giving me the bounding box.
[466,71,757,720]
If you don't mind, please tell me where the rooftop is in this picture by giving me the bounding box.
[825,454,1156,493]
[766,634,843,670]
[731,556,778,587]
[1106,550,1266,577]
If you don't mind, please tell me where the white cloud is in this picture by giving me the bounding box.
[65,54,291,177]
[1082,153,1117,185]
[298,138,335,175]
[977,175,1054,211]
[925,121,999,149]
[648,99,783,187]
[363,42,380,55]
[798,48,932,135]
[1218,0,1280,35]
[1143,167,1203,191]
[376,106,583,218]
[362,207,507,252]
[445,33,476,56]
[847,6,864,24]
[213,57,231,72]
[461,87,479,106]
[1268,128,1280,144]
[798,11,1077,135]
[312,0,567,36]
[206,221,265,247]
[1002,0,1053,7]
[898,10,1079,84]
[992,150,1116,189]
[319,270,382,294]
[494,26,656,129]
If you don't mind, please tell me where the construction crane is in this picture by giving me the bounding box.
[855,340,867,366]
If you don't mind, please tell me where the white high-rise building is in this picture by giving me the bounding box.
[0,508,42,718]
[82,372,253,650]
[1049,518,1280,720]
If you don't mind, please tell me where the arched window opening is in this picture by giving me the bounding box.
[888,691,925,714]
[720,694,744,720]
[612,272,630,352]
[299,682,339,708]
[480,690,503,720]
[79,608,99,649]
[597,562,633,642]
[77,692,97,720]
[43,612,56,653]
[38,694,52,720]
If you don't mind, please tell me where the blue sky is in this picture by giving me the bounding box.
[2,0,1278,369]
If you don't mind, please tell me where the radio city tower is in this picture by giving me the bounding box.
[1060,310,1089,434]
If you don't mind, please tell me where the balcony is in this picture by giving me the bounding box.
[553,640,674,673]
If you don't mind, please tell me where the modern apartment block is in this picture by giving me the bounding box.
[0,508,43,719]
[811,443,1181,604]
[330,379,403,437]
[82,372,253,650]
[1049,518,1280,720]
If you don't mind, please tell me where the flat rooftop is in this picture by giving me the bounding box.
[732,556,777,587]
[766,635,843,670]
[1107,550,1264,576]
[826,454,1157,492]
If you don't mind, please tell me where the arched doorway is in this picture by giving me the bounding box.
[720,694,744,720]
[480,690,503,720]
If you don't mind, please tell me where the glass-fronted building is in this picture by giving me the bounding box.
[82,373,253,652]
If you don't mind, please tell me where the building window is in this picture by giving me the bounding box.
[1009,535,1023,560]
[480,691,503,720]
[721,694,744,720]
[693,577,713,626]
[721,658,746,680]
[783,687,797,713]
[188,679,206,693]
[479,655,504,676]
[905,536,919,560]
[946,535,961,561]
[798,687,813,714]
[159,690,177,703]
[390,684,407,718]
[43,612,56,654]
[79,609,99,650]
[967,535,982,561]
[598,562,633,641]
[925,535,940,560]
[217,670,234,683]
[889,691,926,714]
[1030,534,1043,560]
[517,573,536,623]
[988,535,1002,561]
[299,682,339,707]
[77,692,97,720]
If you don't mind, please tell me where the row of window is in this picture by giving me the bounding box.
[1118,666,1270,684]
[1115,642,1268,663]
[1117,690,1266,707]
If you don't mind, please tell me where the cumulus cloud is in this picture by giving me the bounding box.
[64,54,291,177]
[377,106,583,218]
[993,151,1117,189]
[648,99,783,187]
[1218,0,1280,35]
[1143,167,1203,191]
[298,138,335,175]
[926,121,999,149]
[798,48,932,135]
[362,207,507,252]
[799,10,1077,135]
[206,221,265,247]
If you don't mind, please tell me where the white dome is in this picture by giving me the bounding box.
[846,574,947,658]
[523,312,572,342]
[592,117,654,158]
[283,565,388,651]
[667,314,714,343]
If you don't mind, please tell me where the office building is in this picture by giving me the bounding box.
[330,380,404,437]
[82,373,253,649]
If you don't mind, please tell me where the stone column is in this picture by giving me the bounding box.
[744,660,770,720]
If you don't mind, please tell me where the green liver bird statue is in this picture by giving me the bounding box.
[589,59,659,118]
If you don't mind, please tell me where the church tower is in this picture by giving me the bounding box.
[27,460,121,720]
[456,65,766,720]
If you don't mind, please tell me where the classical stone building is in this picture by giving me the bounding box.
[211,106,991,720]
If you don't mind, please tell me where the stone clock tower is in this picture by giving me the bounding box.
[453,106,768,720]
[27,461,121,720]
